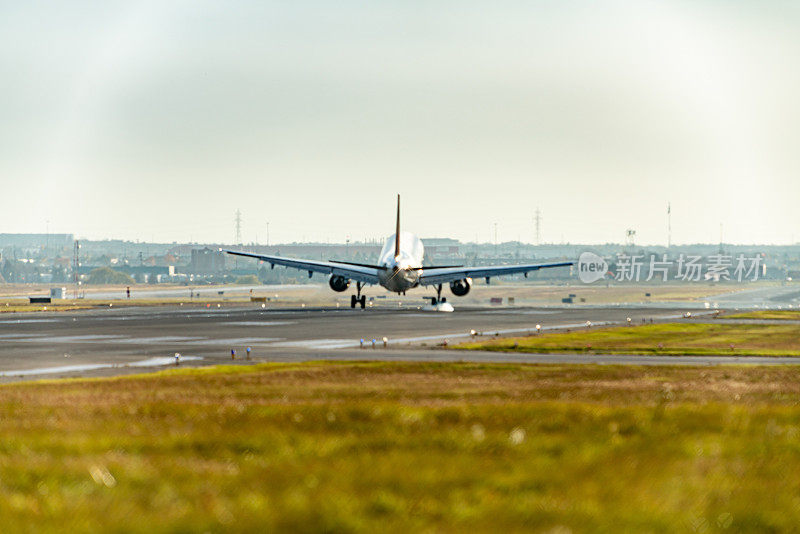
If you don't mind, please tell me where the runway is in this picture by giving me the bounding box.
[710,284,800,308]
[0,304,796,381]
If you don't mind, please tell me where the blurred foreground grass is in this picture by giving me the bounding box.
[458,322,800,356]
[1,362,800,532]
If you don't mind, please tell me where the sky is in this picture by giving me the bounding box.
[2,0,799,246]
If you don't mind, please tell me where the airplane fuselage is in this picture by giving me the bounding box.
[376,230,424,293]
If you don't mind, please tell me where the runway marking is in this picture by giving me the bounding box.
[0,356,203,378]
[382,313,449,318]
[22,335,125,343]
[269,339,356,349]
[481,310,560,315]
[0,318,62,324]
[112,336,208,344]
[2,335,282,346]
[223,321,296,326]
[179,337,284,346]
[92,310,246,321]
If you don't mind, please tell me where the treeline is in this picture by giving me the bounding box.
[1,260,69,284]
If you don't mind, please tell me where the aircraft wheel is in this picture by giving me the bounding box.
[350,295,357,308]
[359,296,366,309]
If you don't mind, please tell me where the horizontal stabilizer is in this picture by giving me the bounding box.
[329,260,387,270]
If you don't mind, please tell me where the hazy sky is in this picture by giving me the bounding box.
[2,1,799,245]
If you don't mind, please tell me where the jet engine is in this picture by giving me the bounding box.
[329,275,350,292]
[449,277,472,297]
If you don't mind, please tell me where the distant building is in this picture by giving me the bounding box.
[50,287,67,299]
[422,238,461,262]
[0,233,74,255]
[190,248,226,274]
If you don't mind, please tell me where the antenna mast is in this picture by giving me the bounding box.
[667,202,672,248]
[235,209,242,245]
[73,240,80,299]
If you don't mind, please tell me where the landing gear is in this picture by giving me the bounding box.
[350,295,366,309]
[425,284,453,312]
[429,284,447,306]
[350,282,366,309]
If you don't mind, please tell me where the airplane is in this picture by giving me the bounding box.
[223,196,573,309]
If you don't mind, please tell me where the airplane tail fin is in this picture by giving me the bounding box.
[394,194,401,258]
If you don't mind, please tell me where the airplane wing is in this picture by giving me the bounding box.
[418,260,574,286]
[222,250,381,284]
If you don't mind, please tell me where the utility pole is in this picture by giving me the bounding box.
[73,240,80,299]
[235,209,242,245]
[534,208,541,246]
[494,223,498,257]
[667,202,671,248]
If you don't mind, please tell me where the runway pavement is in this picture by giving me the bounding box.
[710,284,800,308]
[0,304,796,381]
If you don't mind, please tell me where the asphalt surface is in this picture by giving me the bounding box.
[0,304,797,382]
[710,284,800,308]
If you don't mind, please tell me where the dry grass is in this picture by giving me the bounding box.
[0,362,800,532]
[454,283,739,306]
[0,281,745,312]
[458,322,800,356]
[0,299,246,313]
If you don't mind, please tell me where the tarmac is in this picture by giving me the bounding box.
[0,304,798,382]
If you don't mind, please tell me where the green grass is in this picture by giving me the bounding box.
[1,362,800,532]
[458,322,800,356]
[724,310,800,320]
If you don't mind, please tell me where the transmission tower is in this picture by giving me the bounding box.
[625,229,636,247]
[73,240,80,299]
[235,209,242,245]
[667,202,672,248]
[534,208,541,245]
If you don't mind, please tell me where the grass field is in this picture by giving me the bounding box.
[0,284,324,313]
[724,310,800,320]
[457,322,800,356]
[1,362,800,532]
[461,283,738,305]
